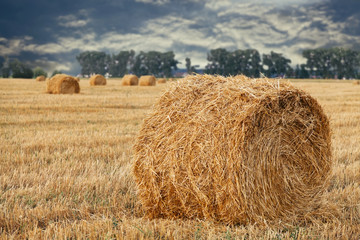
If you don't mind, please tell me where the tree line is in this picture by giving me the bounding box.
[0,47,359,79]
[205,48,360,79]
[0,57,62,79]
[75,47,360,79]
[76,50,178,78]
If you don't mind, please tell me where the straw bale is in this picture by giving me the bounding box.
[121,74,139,86]
[157,78,166,84]
[139,75,156,86]
[353,80,360,85]
[89,74,106,85]
[133,74,333,226]
[46,74,80,94]
[75,77,80,82]
[36,75,46,82]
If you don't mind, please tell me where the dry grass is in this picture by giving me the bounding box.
[0,78,359,239]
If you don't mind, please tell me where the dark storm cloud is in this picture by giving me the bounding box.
[0,0,359,75]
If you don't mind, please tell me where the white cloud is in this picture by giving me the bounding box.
[1,0,359,73]
[135,0,170,5]
[57,11,90,28]
[0,37,30,56]
[27,58,72,74]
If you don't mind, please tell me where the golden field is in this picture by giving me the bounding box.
[0,78,359,239]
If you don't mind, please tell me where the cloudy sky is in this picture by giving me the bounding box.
[0,0,359,75]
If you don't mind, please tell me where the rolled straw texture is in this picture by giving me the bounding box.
[133,74,332,226]
[121,75,139,86]
[157,78,166,84]
[89,74,106,85]
[46,74,80,94]
[36,75,46,82]
[139,75,156,86]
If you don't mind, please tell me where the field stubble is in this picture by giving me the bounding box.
[0,78,359,239]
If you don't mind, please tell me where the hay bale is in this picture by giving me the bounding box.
[121,74,139,86]
[139,75,156,86]
[352,80,360,85]
[157,78,166,84]
[133,74,332,226]
[36,75,46,82]
[89,74,106,86]
[46,74,80,94]
[75,77,80,82]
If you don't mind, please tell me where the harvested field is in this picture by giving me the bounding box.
[0,78,359,239]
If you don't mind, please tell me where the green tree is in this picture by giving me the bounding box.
[76,51,107,75]
[51,70,62,77]
[108,50,135,77]
[33,67,48,78]
[10,59,33,78]
[1,56,10,78]
[262,51,292,77]
[185,57,197,74]
[205,48,229,75]
[0,56,4,71]
[132,51,148,76]
[132,51,178,77]
[303,48,360,79]
[160,51,178,77]
[205,48,261,77]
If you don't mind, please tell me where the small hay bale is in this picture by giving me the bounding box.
[157,78,166,84]
[352,80,360,85]
[139,75,156,86]
[133,74,333,226]
[46,74,80,94]
[89,74,106,86]
[36,75,46,82]
[121,74,139,86]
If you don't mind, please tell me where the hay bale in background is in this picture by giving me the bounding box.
[89,74,106,86]
[133,74,333,226]
[353,80,360,85]
[157,78,166,84]
[36,75,46,82]
[139,75,156,86]
[46,74,80,94]
[121,74,139,86]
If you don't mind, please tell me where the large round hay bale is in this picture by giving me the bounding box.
[89,74,106,86]
[157,78,166,84]
[133,74,332,225]
[36,75,46,82]
[139,75,156,86]
[121,74,139,86]
[46,74,80,94]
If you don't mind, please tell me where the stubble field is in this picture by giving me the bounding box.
[0,78,359,239]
